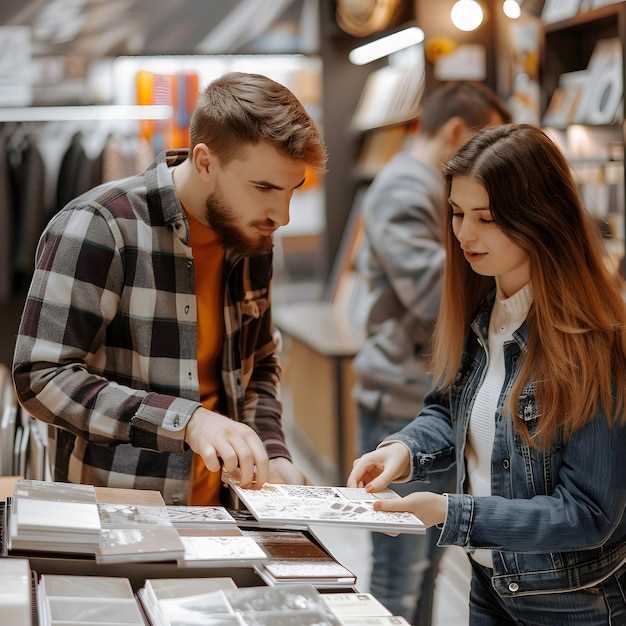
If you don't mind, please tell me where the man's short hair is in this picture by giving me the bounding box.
[420,81,511,136]
[190,72,326,169]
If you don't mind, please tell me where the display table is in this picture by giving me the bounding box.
[0,476,20,501]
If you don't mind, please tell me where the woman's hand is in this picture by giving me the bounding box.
[347,443,411,492]
[373,492,448,528]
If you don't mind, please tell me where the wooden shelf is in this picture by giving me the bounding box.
[545,3,624,34]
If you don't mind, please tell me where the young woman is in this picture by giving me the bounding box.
[348,124,626,625]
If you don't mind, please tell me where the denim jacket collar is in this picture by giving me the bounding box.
[470,288,529,352]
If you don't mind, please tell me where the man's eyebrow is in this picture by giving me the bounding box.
[250,177,306,191]
[449,198,490,211]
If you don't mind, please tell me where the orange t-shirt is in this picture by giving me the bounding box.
[186,211,225,505]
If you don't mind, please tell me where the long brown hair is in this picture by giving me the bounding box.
[434,124,626,447]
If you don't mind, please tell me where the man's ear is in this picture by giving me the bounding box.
[191,143,219,183]
[444,116,468,146]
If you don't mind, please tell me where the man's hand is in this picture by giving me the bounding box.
[373,492,447,528]
[347,443,411,492]
[268,457,307,485]
[185,407,269,489]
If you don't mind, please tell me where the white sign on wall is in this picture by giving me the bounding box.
[0,26,33,106]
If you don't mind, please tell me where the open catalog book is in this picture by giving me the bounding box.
[228,482,425,534]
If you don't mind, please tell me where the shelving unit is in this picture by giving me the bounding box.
[544,3,625,34]
[541,1,626,278]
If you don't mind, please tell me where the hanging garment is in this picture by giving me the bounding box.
[0,132,13,302]
[10,134,46,287]
[55,131,92,213]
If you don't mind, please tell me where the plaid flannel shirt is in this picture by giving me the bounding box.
[13,150,290,504]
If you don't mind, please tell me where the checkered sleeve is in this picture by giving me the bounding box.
[12,205,200,453]
[242,306,291,461]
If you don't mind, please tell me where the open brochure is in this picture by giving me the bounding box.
[229,482,425,534]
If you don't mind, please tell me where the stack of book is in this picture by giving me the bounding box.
[38,575,144,626]
[0,558,32,626]
[9,480,101,554]
[245,530,356,589]
[95,487,185,564]
[229,482,425,535]
[139,582,343,626]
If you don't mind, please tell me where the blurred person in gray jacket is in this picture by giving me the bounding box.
[353,82,510,622]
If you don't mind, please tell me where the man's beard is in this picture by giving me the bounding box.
[205,191,273,256]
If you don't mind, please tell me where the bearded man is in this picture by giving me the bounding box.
[13,72,326,505]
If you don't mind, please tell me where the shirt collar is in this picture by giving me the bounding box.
[144,149,188,225]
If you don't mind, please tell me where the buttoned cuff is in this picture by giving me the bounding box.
[437,493,474,547]
[130,393,200,453]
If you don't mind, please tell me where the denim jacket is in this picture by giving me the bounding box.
[387,294,626,598]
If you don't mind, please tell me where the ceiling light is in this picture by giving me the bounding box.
[349,26,425,65]
[451,0,484,32]
[503,0,521,19]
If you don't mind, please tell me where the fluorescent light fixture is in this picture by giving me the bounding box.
[349,26,425,65]
[451,0,484,32]
[503,0,521,19]
[0,104,173,122]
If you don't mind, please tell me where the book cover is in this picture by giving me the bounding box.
[97,503,172,529]
[96,527,184,564]
[145,577,237,602]
[265,561,355,581]
[230,483,424,534]
[243,530,330,559]
[179,536,269,567]
[45,597,144,625]
[41,574,134,599]
[167,505,237,526]
[322,593,391,618]
[15,498,101,535]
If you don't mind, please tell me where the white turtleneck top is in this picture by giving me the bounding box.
[465,283,533,567]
